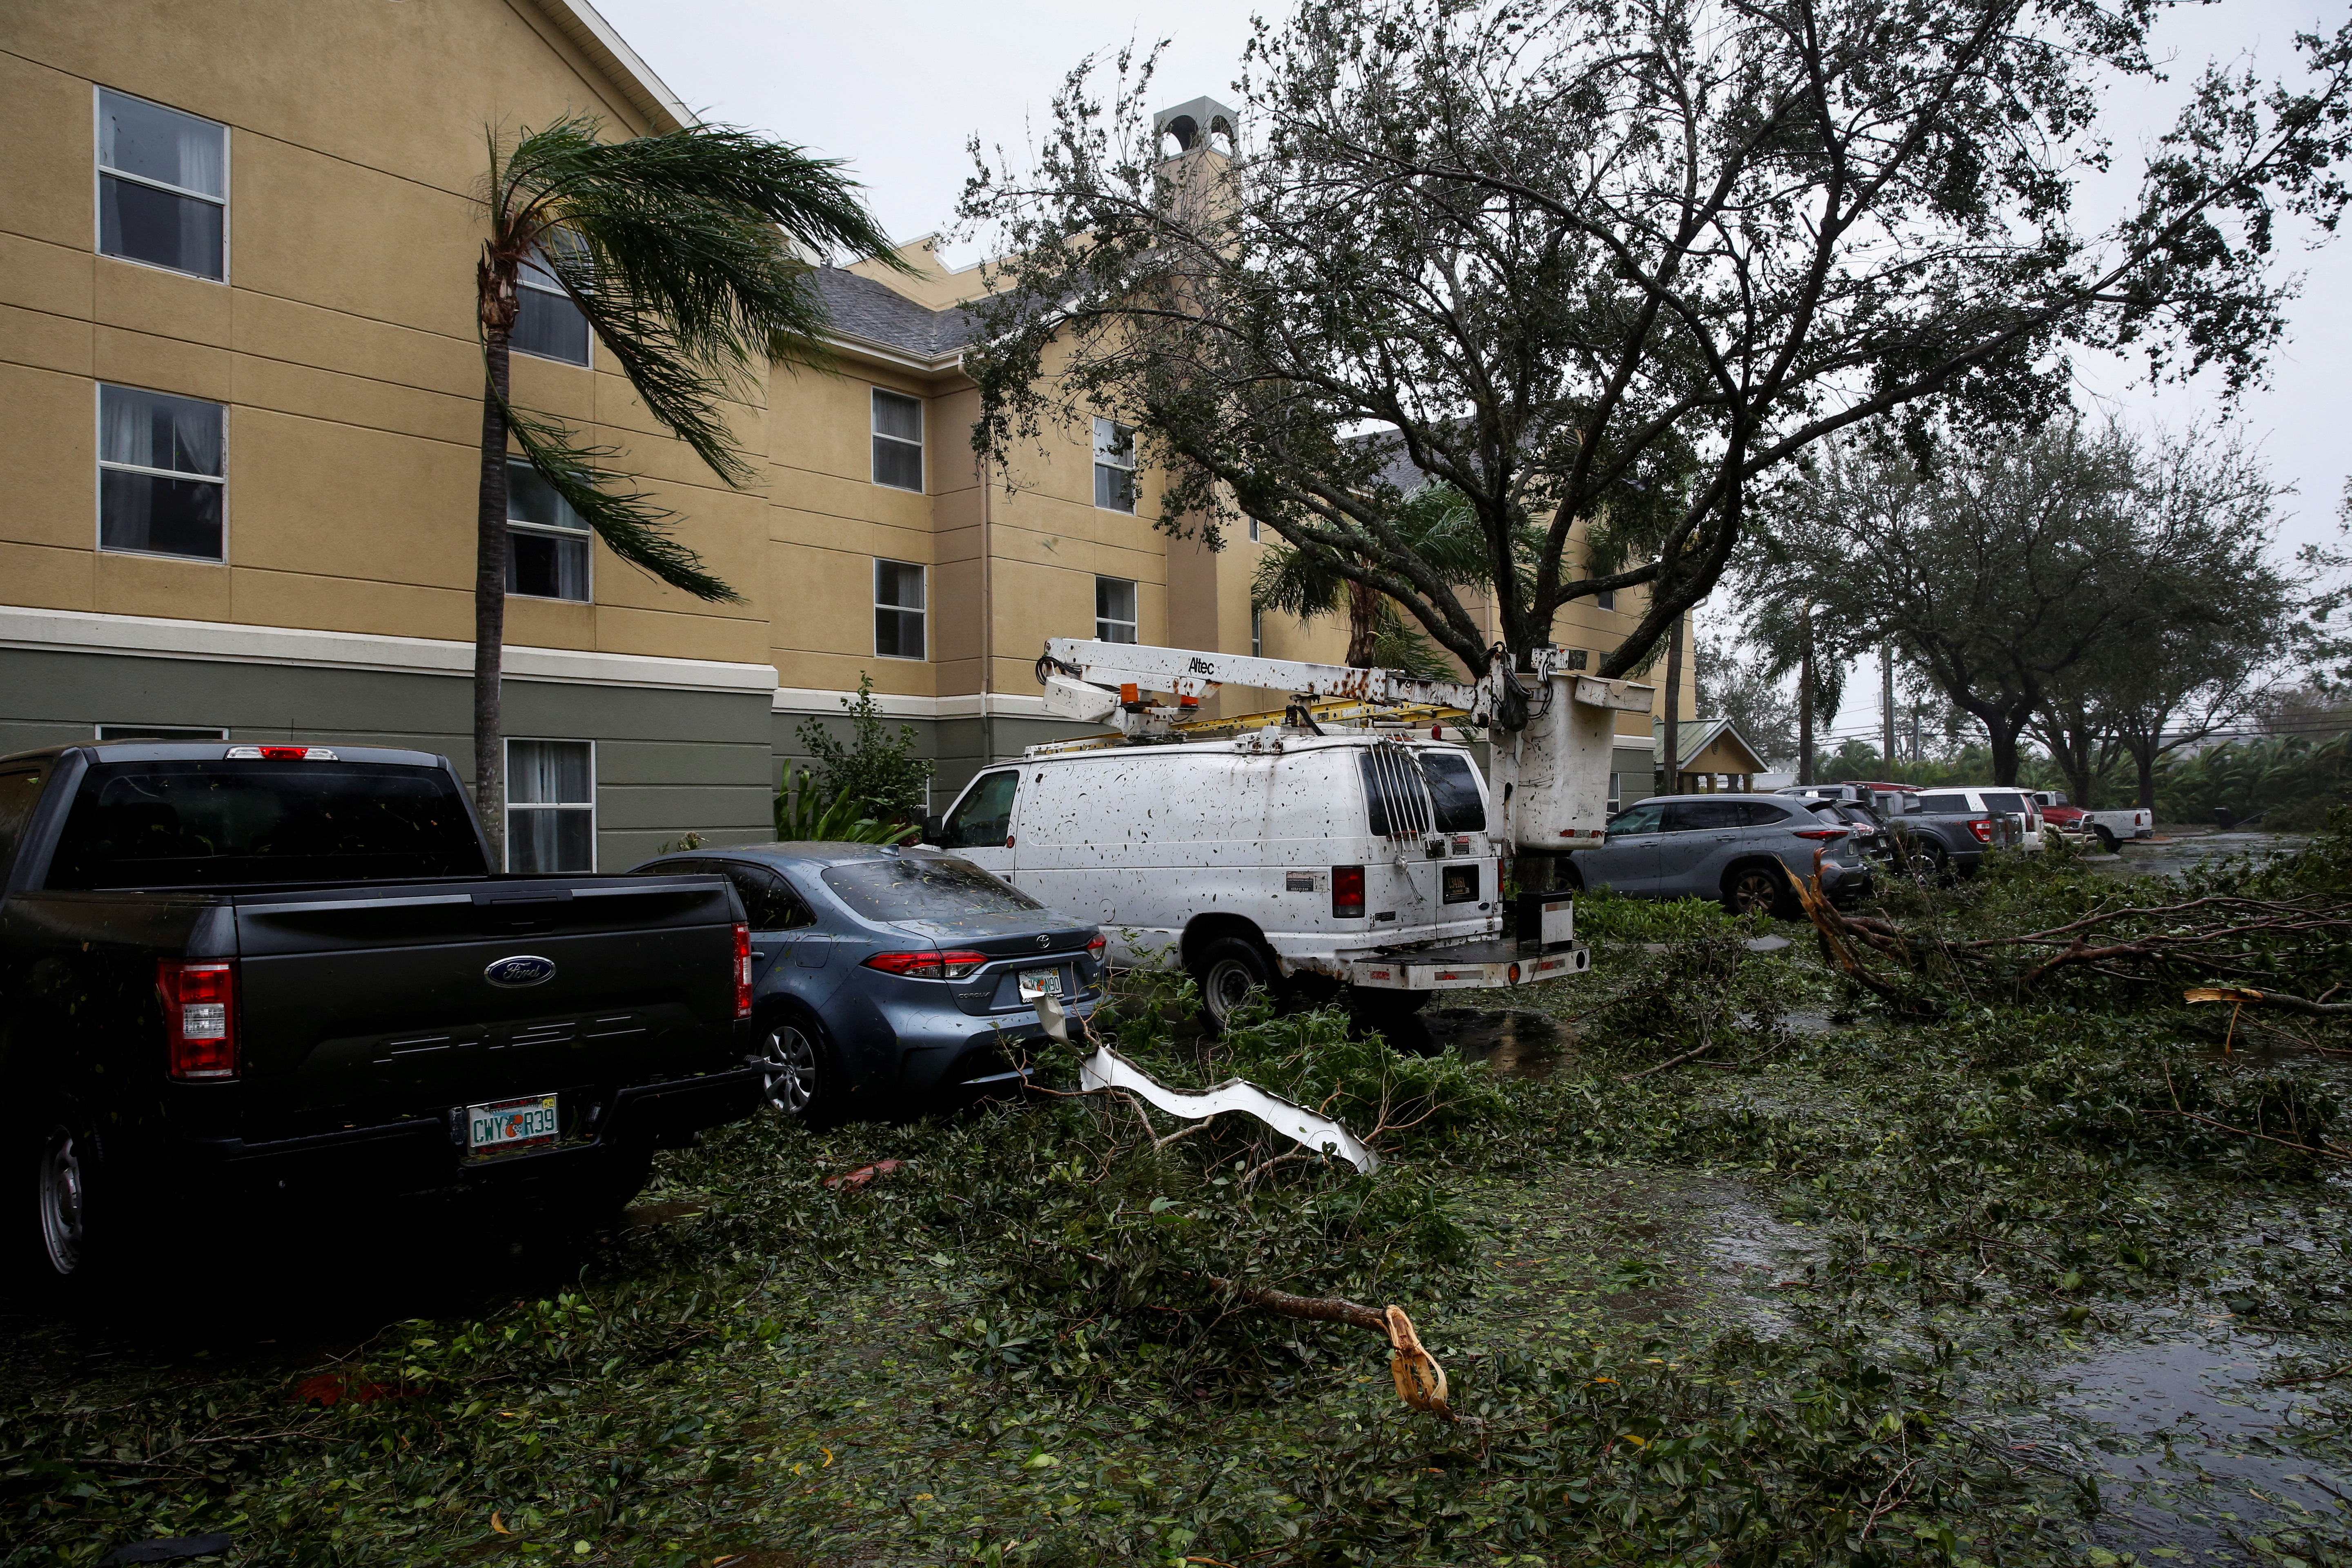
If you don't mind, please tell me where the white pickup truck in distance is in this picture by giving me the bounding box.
[929,731,1588,1031]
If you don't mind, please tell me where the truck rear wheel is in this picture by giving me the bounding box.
[24,1118,129,1300]
[1193,937,1276,1034]
[2094,825,2118,853]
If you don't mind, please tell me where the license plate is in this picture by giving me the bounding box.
[468,1094,559,1154]
[1018,969,1064,1002]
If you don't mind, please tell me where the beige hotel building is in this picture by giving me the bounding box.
[0,0,1678,868]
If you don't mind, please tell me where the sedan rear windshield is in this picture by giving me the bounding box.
[46,760,485,889]
[822,856,1042,921]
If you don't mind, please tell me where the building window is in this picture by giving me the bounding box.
[506,460,590,601]
[96,89,225,281]
[875,558,926,659]
[1092,418,1136,512]
[1596,588,1616,611]
[507,739,595,873]
[872,389,924,491]
[98,383,225,560]
[1095,576,1138,644]
[1248,519,1261,542]
[513,240,590,365]
[96,724,228,741]
[1252,605,1263,658]
[1607,771,1622,815]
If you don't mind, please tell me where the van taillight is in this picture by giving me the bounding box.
[733,922,753,1019]
[1332,865,1365,918]
[158,960,236,1080]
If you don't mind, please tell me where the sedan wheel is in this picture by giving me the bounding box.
[755,1024,821,1118]
[37,1125,89,1278]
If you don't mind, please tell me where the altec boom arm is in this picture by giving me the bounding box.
[1036,639,1655,853]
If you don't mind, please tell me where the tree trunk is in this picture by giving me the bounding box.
[1344,579,1380,668]
[474,327,513,869]
[2131,737,2158,810]
[1661,611,1683,795]
[1796,610,1815,786]
[1987,716,2027,786]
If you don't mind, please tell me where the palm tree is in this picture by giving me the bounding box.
[471,115,900,863]
[1251,483,1496,677]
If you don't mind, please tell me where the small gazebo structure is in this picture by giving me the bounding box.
[1657,717,1770,794]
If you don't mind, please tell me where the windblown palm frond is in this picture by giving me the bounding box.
[1252,482,1504,666]
[482,114,907,594]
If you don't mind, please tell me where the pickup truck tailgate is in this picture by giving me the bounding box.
[231,877,739,1123]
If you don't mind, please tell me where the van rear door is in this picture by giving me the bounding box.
[1355,743,1441,937]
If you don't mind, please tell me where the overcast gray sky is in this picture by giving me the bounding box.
[596,0,2350,745]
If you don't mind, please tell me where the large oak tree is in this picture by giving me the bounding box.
[958,0,2352,702]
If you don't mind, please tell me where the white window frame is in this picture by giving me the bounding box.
[93,86,229,284]
[95,382,227,563]
[504,737,597,873]
[504,458,593,603]
[1248,519,1261,542]
[871,388,925,492]
[1095,575,1138,643]
[1092,416,1136,513]
[873,557,927,661]
[1251,605,1264,658]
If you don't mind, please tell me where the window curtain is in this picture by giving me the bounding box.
[508,741,590,806]
[100,386,221,476]
[100,93,225,196]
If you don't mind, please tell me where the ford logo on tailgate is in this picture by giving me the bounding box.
[485,955,557,988]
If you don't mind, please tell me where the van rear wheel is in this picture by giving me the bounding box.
[1193,938,1276,1034]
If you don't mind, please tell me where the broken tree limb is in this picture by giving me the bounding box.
[2186,986,2352,1018]
[1206,1279,1454,1420]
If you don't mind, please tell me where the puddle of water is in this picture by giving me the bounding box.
[1423,1007,1569,1077]
[2020,1334,2352,1559]
[2088,831,2308,881]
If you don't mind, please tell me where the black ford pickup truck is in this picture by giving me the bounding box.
[0,741,760,1293]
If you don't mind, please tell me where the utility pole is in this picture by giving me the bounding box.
[1662,611,1684,795]
[1795,604,1815,786]
[1880,648,1895,769]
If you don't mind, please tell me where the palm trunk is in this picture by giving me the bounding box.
[475,327,512,869]
[1344,579,1380,668]
[1661,612,1683,795]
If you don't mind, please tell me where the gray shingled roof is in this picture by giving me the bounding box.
[812,268,985,359]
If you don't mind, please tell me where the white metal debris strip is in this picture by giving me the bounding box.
[1036,994,1380,1174]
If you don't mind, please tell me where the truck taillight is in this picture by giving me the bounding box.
[158,959,237,1080]
[733,922,753,1019]
[225,745,340,761]
[1968,817,1994,844]
[1332,864,1365,918]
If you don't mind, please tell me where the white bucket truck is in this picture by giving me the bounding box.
[926,640,1651,1029]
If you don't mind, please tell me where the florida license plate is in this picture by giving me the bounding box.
[468,1094,559,1154]
[1018,968,1064,1002]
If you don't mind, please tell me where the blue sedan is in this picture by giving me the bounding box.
[627,842,1104,1123]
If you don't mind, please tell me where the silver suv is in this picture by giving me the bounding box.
[1568,793,1873,917]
